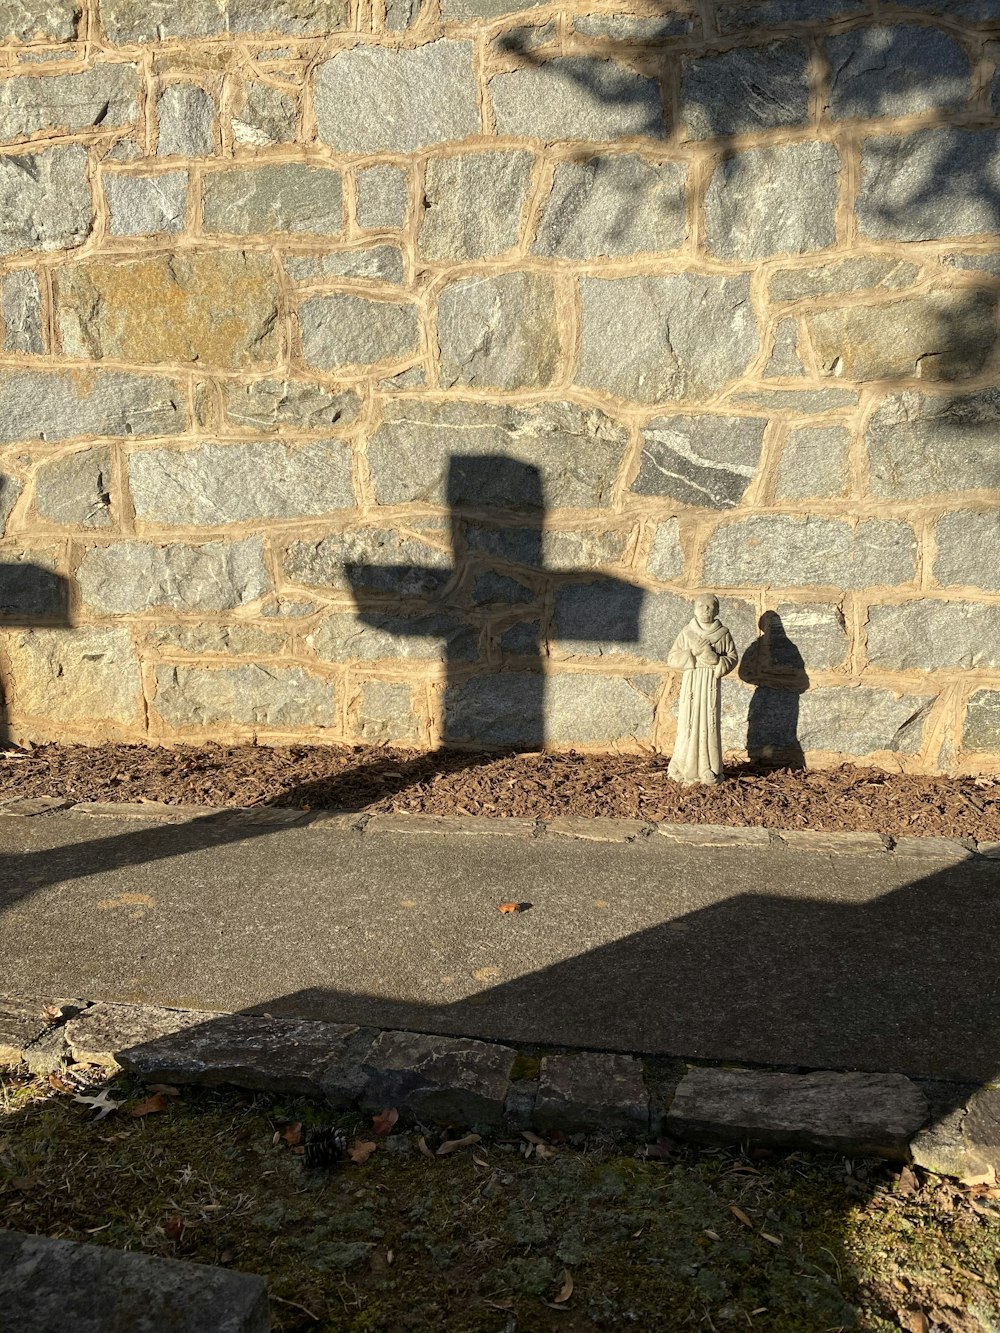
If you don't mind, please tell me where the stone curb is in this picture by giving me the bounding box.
[3,995,996,1183]
[1,797,997,859]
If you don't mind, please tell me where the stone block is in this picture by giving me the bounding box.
[34,446,111,527]
[0,143,91,256]
[553,584,754,662]
[577,273,758,403]
[57,252,280,370]
[0,368,185,443]
[910,1086,1000,1185]
[315,41,479,152]
[535,1052,649,1133]
[65,1000,210,1064]
[105,170,187,236]
[470,570,534,606]
[355,164,408,229]
[777,829,888,854]
[148,623,288,656]
[0,548,66,618]
[574,12,692,37]
[532,154,685,258]
[801,686,932,754]
[964,689,1000,753]
[544,816,648,842]
[769,256,920,302]
[419,151,533,261]
[867,601,1000,671]
[130,440,354,524]
[385,0,420,30]
[858,128,1000,241]
[467,524,631,570]
[79,537,270,614]
[666,1067,927,1159]
[285,246,404,284]
[0,65,138,140]
[224,378,359,431]
[775,426,849,500]
[437,270,560,390]
[657,823,770,847]
[681,39,808,139]
[367,399,629,508]
[704,515,916,589]
[444,671,658,745]
[157,83,215,156]
[933,510,1000,591]
[633,414,765,509]
[892,836,976,861]
[357,680,417,742]
[491,57,663,141]
[765,318,803,376]
[0,996,52,1062]
[230,80,297,146]
[102,0,348,40]
[3,0,79,41]
[647,519,683,580]
[443,0,544,14]
[310,609,479,664]
[0,796,73,816]
[203,163,343,235]
[299,292,418,370]
[767,602,848,670]
[806,290,995,382]
[0,475,21,534]
[5,626,143,725]
[1,269,43,354]
[154,663,336,729]
[716,0,865,27]
[0,1229,270,1333]
[285,523,451,596]
[728,387,857,412]
[866,389,1000,498]
[705,142,840,261]
[827,25,969,121]
[360,1030,515,1126]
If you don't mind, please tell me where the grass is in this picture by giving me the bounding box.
[2,1064,999,1332]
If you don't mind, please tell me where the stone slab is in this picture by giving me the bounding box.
[360,1030,515,1126]
[0,996,53,1063]
[776,830,889,855]
[535,1051,649,1134]
[71,801,213,823]
[910,1085,1000,1185]
[0,796,73,817]
[666,1067,928,1159]
[656,823,771,848]
[544,817,649,843]
[892,836,977,861]
[0,1229,269,1333]
[367,814,537,837]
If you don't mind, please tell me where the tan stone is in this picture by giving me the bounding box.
[55,252,280,370]
[5,627,143,727]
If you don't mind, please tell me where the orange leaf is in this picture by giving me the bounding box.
[499,902,519,914]
[372,1107,399,1137]
[163,1214,184,1241]
[280,1121,304,1146]
[130,1093,168,1118]
[350,1140,378,1165]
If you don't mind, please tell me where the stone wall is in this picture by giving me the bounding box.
[0,0,998,772]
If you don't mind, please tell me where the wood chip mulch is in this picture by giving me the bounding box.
[1,742,998,841]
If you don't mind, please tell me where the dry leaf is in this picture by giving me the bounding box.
[280,1122,304,1146]
[350,1140,378,1165]
[498,902,519,914]
[485,1299,514,1311]
[472,1153,490,1168]
[73,1089,119,1121]
[899,1312,931,1333]
[372,1108,399,1137]
[48,1074,75,1094]
[896,1166,919,1196]
[534,1142,558,1161]
[147,1083,181,1098]
[163,1214,184,1242]
[417,1135,435,1159]
[554,1270,573,1304]
[437,1133,481,1156]
[43,1005,63,1022]
[131,1093,169,1118]
[760,1232,783,1246]
[730,1205,754,1229]
[703,1229,720,1241]
[521,1130,546,1146]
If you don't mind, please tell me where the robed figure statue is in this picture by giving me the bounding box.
[667,593,738,786]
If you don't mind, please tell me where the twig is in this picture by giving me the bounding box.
[270,1294,319,1321]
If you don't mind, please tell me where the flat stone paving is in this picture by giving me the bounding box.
[1,810,999,1082]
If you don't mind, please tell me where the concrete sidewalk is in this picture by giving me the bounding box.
[2,807,998,1083]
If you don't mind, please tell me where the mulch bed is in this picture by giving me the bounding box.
[1,742,998,840]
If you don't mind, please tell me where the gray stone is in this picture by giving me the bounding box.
[769,601,848,669]
[535,1052,649,1134]
[806,290,996,382]
[942,252,1000,275]
[0,474,21,534]
[633,414,765,509]
[910,1086,1000,1185]
[575,12,692,38]
[933,510,1000,590]
[492,21,555,53]
[775,425,850,499]
[828,25,969,121]
[230,80,297,146]
[866,390,1000,498]
[491,57,663,141]
[0,65,138,139]
[465,524,631,570]
[149,623,287,656]
[157,84,214,156]
[769,256,920,302]
[105,170,187,235]
[2,0,79,41]
[577,273,758,403]
[0,367,185,442]
[361,1030,515,1126]
[367,398,629,507]
[964,689,1000,753]
[0,796,72,816]
[63,1000,208,1063]
[357,680,417,742]
[716,0,865,27]
[0,548,65,618]
[470,570,534,606]
[355,163,408,229]
[224,378,359,431]
[285,523,451,596]
[777,830,888,855]
[705,142,840,261]
[500,621,540,655]
[203,163,343,235]
[419,151,533,261]
[130,440,354,524]
[79,537,270,613]
[657,823,771,848]
[647,519,683,580]
[666,1067,927,1159]
[285,245,404,284]
[445,671,658,745]
[704,516,916,588]
[442,0,544,15]
[893,836,975,860]
[0,144,91,256]
[299,292,419,370]
[681,39,809,140]
[6,626,143,725]
[154,663,336,728]
[385,0,420,28]
[532,154,686,258]
[34,446,111,527]
[504,1079,538,1126]
[378,366,425,390]
[437,270,560,390]
[310,609,479,663]
[102,0,349,39]
[858,128,1000,241]
[315,41,479,152]
[727,387,857,412]
[0,996,51,1063]
[765,319,803,376]
[1,268,43,354]
[0,1229,269,1333]
[553,584,755,661]
[867,601,1000,671]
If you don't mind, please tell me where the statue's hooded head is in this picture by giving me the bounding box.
[694,593,719,628]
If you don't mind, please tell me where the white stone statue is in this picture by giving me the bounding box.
[667,593,738,785]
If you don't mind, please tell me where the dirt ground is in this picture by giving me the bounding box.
[2,1065,999,1333]
[1,742,998,841]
